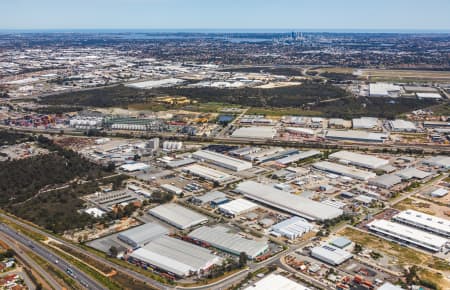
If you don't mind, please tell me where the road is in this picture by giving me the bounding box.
[0,223,105,290]
[0,231,60,290]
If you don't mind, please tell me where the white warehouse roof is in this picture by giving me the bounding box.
[369,83,401,97]
[329,151,389,169]
[313,161,376,181]
[232,126,277,139]
[218,198,258,216]
[188,225,269,259]
[325,130,388,143]
[192,150,252,171]
[234,181,343,221]
[367,219,448,252]
[182,164,233,184]
[119,162,150,172]
[129,236,221,277]
[271,216,314,240]
[388,120,417,132]
[311,244,353,265]
[244,273,310,290]
[117,222,169,248]
[148,203,208,229]
[393,210,450,237]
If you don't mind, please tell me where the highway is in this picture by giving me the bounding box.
[0,223,105,290]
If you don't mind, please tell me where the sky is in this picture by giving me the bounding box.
[1,0,450,32]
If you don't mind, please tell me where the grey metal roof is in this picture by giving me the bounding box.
[369,174,402,188]
[192,190,227,204]
[129,236,221,277]
[149,203,208,229]
[117,222,169,247]
[234,181,343,221]
[188,225,268,259]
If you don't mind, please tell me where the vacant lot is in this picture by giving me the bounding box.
[361,69,450,82]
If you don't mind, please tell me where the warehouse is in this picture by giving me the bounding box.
[191,190,228,207]
[166,158,197,168]
[416,92,442,99]
[352,117,379,130]
[430,188,449,198]
[270,217,314,240]
[244,273,310,290]
[192,150,252,172]
[161,184,183,196]
[234,181,343,221]
[149,204,208,230]
[119,162,150,172]
[325,130,388,143]
[367,219,448,252]
[182,164,233,184]
[128,236,221,278]
[276,150,321,165]
[393,210,450,237]
[231,126,277,139]
[188,225,269,259]
[329,150,389,169]
[117,222,169,248]
[423,156,450,170]
[218,198,258,217]
[311,244,353,265]
[313,161,376,181]
[369,174,402,189]
[369,83,401,97]
[395,167,431,180]
[255,149,299,164]
[388,120,417,132]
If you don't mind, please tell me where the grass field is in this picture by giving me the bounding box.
[360,69,450,82]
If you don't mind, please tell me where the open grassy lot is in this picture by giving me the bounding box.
[361,69,450,82]
[393,197,450,219]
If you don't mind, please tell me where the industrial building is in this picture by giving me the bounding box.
[377,282,404,290]
[270,217,314,240]
[393,210,450,237]
[388,120,417,132]
[244,273,310,290]
[352,117,379,130]
[369,174,402,189]
[325,130,388,143]
[148,204,208,230]
[231,126,277,139]
[117,222,169,248]
[395,167,431,180]
[182,164,233,184]
[276,150,321,165]
[311,244,353,265]
[190,191,228,206]
[423,156,450,170]
[119,162,150,172]
[192,150,252,172]
[218,198,258,217]
[166,158,197,168]
[234,181,343,221]
[313,161,376,181]
[369,83,401,97]
[188,225,269,259]
[367,219,448,252]
[128,236,221,278]
[329,151,389,169]
[160,184,183,196]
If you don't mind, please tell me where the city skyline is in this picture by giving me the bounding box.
[2,0,450,31]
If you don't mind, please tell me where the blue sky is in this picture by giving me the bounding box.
[2,0,450,31]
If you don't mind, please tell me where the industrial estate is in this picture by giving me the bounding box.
[0,23,450,290]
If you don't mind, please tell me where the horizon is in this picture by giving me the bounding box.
[2,0,450,31]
